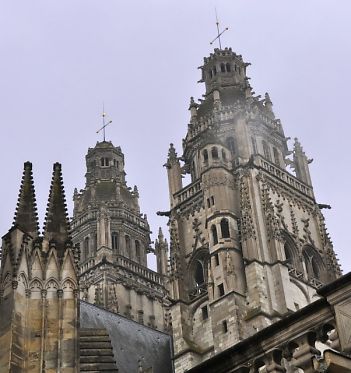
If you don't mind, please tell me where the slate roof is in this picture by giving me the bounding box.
[80,301,173,373]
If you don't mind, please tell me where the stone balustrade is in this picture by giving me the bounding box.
[174,180,202,205]
[255,155,314,199]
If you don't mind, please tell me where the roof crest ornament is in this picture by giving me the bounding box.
[210,8,229,49]
[96,103,112,142]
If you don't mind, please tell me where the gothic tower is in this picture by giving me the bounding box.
[165,48,341,372]
[72,140,168,330]
[0,162,79,372]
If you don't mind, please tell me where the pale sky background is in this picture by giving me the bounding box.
[0,1,350,272]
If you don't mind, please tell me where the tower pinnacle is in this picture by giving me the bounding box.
[13,161,39,237]
[43,163,71,254]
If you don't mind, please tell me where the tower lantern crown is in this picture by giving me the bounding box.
[85,140,125,185]
[200,48,250,95]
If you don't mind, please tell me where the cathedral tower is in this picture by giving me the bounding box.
[72,140,168,330]
[166,48,341,372]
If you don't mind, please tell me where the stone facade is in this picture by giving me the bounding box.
[72,141,169,331]
[0,162,79,372]
[165,48,343,373]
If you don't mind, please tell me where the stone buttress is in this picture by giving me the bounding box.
[0,162,79,372]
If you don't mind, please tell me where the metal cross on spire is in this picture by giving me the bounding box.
[210,9,228,49]
[96,104,112,142]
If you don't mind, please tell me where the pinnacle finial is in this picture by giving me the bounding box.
[158,227,164,241]
[13,162,40,237]
[167,143,178,164]
[43,163,71,254]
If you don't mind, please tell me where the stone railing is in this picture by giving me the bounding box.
[115,255,163,285]
[79,255,163,286]
[174,180,202,205]
[72,208,148,230]
[255,155,314,199]
[79,258,96,274]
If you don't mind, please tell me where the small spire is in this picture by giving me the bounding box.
[166,143,178,166]
[133,185,139,197]
[158,227,164,242]
[43,163,71,253]
[13,162,39,237]
[188,97,198,110]
[294,138,303,153]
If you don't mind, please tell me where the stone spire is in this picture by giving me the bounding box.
[43,163,71,254]
[165,144,182,208]
[264,92,275,118]
[155,227,169,276]
[293,138,313,186]
[13,161,39,237]
[166,143,179,167]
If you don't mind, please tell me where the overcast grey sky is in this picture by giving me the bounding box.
[0,1,350,272]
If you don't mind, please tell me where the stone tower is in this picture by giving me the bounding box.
[72,140,168,330]
[0,162,79,372]
[165,48,341,372]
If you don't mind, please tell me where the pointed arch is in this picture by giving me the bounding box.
[17,272,29,290]
[211,225,218,245]
[302,245,326,283]
[188,249,210,299]
[111,232,119,251]
[220,218,230,238]
[211,147,219,160]
[281,231,302,273]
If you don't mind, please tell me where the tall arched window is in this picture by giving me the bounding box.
[211,147,219,159]
[211,225,218,245]
[284,242,293,268]
[251,137,258,154]
[191,160,196,180]
[203,149,209,163]
[125,235,131,251]
[194,260,205,287]
[112,232,119,251]
[135,240,141,262]
[226,63,231,72]
[220,219,230,238]
[100,157,110,167]
[273,147,280,166]
[262,140,271,161]
[221,149,227,161]
[226,137,235,155]
[303,246,325,282]
[209,70,213,79]
[220,63,226,72]
[84,237,90,260]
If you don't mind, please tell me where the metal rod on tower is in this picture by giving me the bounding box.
[210,8,229,49]
[96,105,112,142]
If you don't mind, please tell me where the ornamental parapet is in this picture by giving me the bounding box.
[174,180,202,206]
[254,155,314,199]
